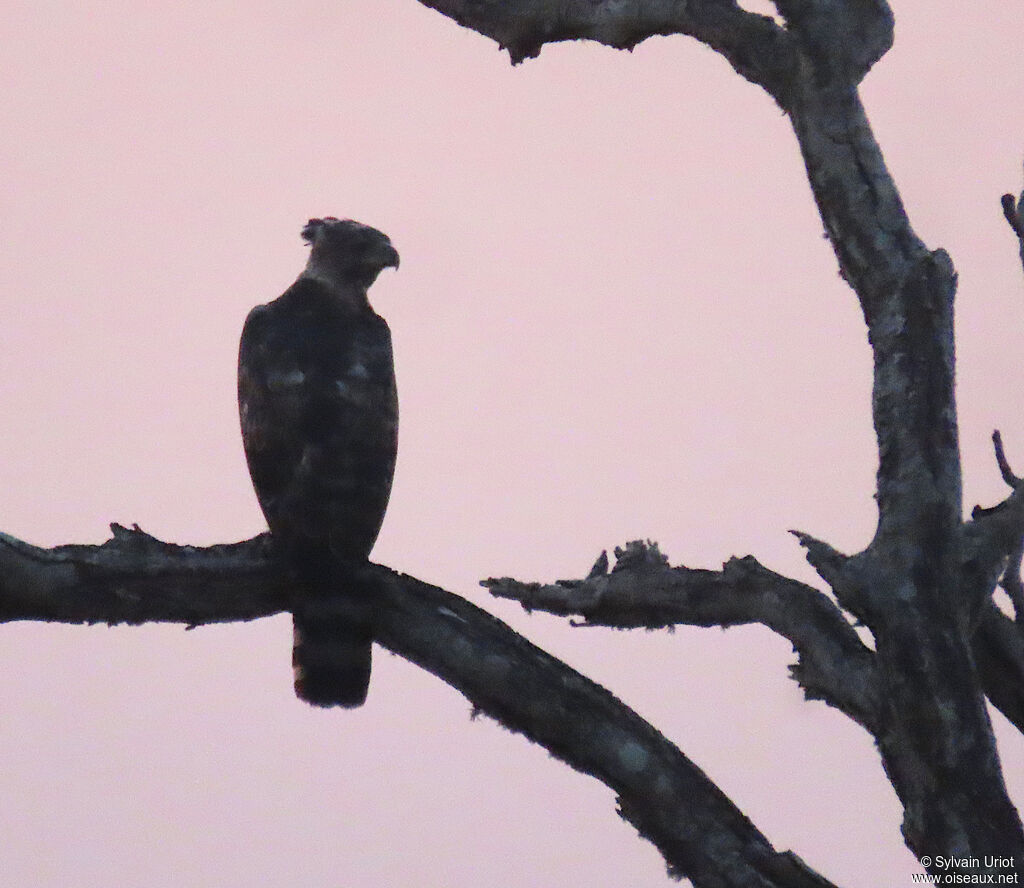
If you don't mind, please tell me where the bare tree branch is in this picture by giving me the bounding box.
[1002,184,1024,275]
[791,502,1024,739]
[992,429,1024,490]
[479,504,1024,744]
[418,0,797,102]
[963,435,1024,734]
[766,6,1020,866]
[977,432,1024,625]
[974,602,1024,735]
[412,0,1024,865]
[8,1,1023,879]
[484,540,880,732]
[0,526,284,625]
[1000,542,1024,626]
[0,526,839,888]
[789,531,873,626]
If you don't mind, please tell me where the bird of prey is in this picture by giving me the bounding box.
[238,218,400,707]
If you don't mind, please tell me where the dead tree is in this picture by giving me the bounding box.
[4,2,1024,884]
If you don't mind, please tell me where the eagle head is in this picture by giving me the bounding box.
[301,217,399,291]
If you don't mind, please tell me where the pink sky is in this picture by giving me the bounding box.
[3,2,1024,885]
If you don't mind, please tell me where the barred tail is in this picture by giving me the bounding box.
[291,586,373,708]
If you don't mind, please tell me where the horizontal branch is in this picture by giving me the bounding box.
[0,525,285,624]
[485,540,880,732]
[417,0,796,103]
[0,525,838,888]
[481,504,1024,744]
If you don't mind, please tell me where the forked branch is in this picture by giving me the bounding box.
[485,540,880,731]
[412,0,1024,867]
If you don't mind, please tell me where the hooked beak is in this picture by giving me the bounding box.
[378,241,400,271]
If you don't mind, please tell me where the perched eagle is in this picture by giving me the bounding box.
[238,218,400,707]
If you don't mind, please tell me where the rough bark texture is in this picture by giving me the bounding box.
[8,0,1024,884]
[781,22,1020,867]
[409,0,1024,877]
[486,541,881,733]
[418,0,797,99]
[0,526,836,888]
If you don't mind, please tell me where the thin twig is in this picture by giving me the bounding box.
[993,430,1022,488]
